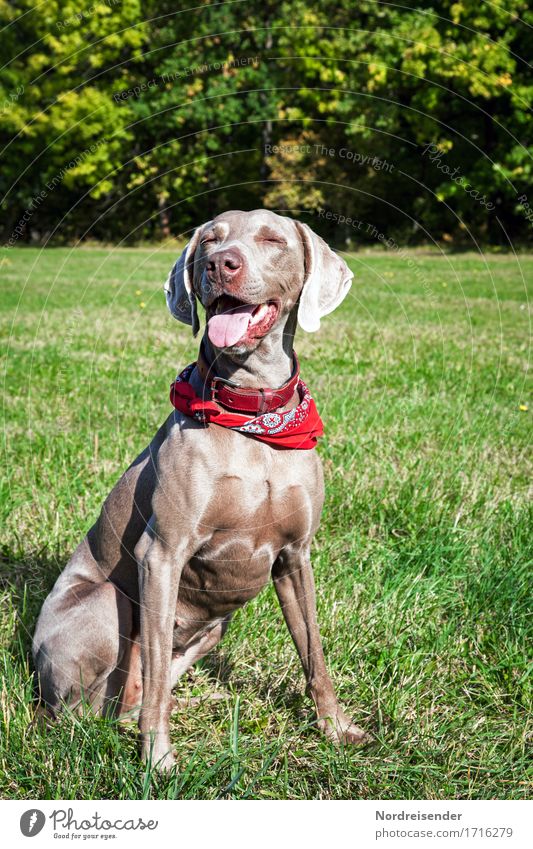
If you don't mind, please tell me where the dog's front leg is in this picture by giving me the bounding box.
[136,531,186,771]
[272,545,370,746]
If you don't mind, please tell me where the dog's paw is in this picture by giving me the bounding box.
[317,709,372,747]
[337,721,372,746]
[142,736,178,773]
[153,748,178,773]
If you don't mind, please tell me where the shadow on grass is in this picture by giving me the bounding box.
[0,544,62,658]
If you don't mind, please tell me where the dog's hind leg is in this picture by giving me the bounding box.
[33,580,132,716]
[170,615,231,687]
[114,615,231,720]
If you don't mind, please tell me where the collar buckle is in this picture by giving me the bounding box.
[210,374,240,404]
[197,342,300,415]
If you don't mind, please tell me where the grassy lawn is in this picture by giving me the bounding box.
[0,246,531,800]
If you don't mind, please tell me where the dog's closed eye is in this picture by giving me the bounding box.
[255,226,286,245]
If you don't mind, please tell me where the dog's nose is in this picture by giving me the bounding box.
[206,249,243,282]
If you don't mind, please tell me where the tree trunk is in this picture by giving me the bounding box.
[158,194,171,240]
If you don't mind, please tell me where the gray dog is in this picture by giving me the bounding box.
[33,209,369,770]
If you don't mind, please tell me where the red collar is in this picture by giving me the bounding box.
[169,356,324,450]
[196,343,300,415]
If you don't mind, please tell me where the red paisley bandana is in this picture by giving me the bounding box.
[170,363,324,450]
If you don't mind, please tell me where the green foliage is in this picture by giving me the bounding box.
[0,1,531,244]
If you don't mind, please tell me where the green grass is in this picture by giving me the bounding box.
[1,245,531,800]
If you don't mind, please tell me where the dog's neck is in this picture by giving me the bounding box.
[191,308,298,393]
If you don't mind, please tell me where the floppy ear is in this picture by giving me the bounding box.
[295,221,353,332]
[163,226,204,335]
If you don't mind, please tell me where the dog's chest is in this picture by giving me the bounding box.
[179,469,319,611]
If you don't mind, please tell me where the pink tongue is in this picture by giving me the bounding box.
[207,304,256,348]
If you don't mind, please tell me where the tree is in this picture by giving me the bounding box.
[1,0,531,245]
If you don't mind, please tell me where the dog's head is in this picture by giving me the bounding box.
[164,210,353,351]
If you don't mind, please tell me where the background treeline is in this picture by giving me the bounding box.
[1,0,532,247]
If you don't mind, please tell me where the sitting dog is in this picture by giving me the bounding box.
[33,209,369,770]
